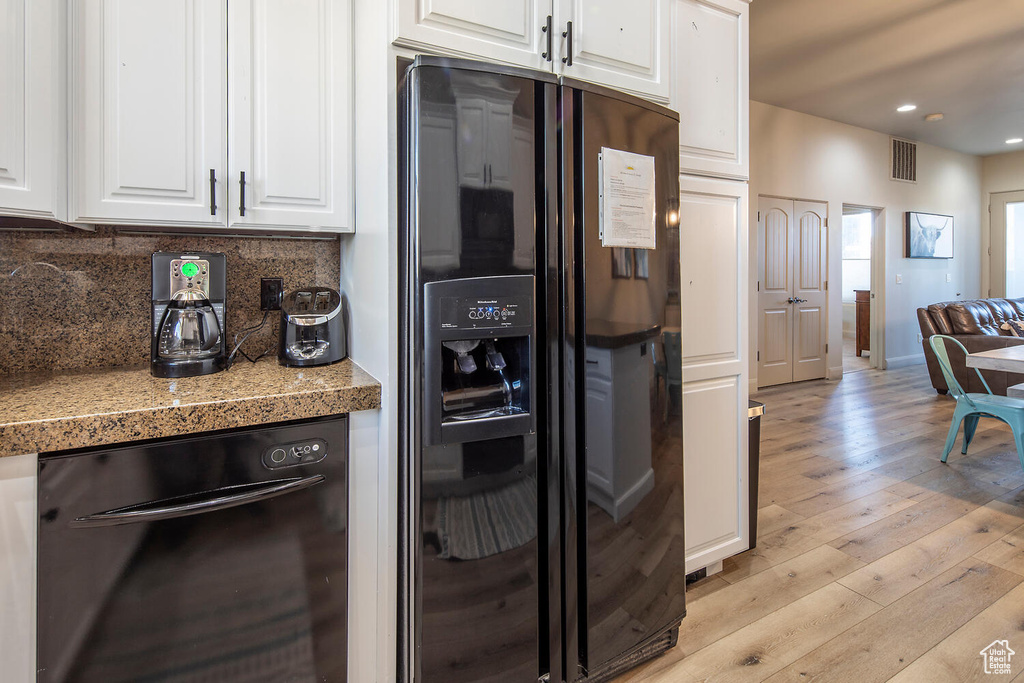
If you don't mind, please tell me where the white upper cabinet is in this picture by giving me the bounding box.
[0,0,66,221]
[71,0,226,226]
[393,0,670,101]
[393,0,551,71]
[556,0,670,101]
[671,0,748,179]
[71,0,352,231]
[227,0,352,231]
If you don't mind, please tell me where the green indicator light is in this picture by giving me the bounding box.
[181,262,199,278]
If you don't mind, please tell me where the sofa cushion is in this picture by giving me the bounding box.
[985,299,1021,331]
[946,301,1003,335]
[927,302,958,334]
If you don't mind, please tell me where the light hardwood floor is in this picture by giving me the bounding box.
[616,364,1024,682]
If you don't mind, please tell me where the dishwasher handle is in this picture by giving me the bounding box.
[69,475,326,528]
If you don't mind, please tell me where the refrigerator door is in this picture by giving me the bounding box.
[400,58,560,683]
[563,82,685,679]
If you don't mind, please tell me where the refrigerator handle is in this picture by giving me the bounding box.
[562,21,573,66]
[541,15,553,62]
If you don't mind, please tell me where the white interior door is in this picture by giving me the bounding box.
[757,197,828,387]
[990,190,1024,298]
[792,201,828,382]
[758,197,794,387]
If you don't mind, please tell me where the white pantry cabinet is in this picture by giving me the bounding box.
[678,174,749,571]
[393,0,670,101]
[0,0,67,222]
[70,0,353,232]
[671,0,749,179]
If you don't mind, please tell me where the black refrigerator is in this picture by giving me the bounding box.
[399,57,684,683]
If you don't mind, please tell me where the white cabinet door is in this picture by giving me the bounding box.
[557,0,670,101]
[394,0,550,70]
[228,0,353,232]
[678,175,749,571]
[671,0,748,179]
[0,0,65,221]
[71,0,226,226]
[0,454,36,683]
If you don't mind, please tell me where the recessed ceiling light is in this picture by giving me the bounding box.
[897,104,917,112]
[1008,138,1024,144]
[924,113,944,122]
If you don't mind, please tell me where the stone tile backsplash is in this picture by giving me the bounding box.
[0,227,340,374]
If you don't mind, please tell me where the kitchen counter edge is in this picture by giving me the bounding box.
[0,358,381,458]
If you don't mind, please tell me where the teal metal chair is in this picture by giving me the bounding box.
[929,334,1024,467]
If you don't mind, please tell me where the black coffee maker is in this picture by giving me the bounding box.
[151,252,227,378]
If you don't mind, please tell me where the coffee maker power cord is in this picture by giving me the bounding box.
[224,312,273,369]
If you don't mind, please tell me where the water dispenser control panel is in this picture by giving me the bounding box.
[439,294,531,331]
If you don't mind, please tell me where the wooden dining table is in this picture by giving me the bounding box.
[965,345,1024,398]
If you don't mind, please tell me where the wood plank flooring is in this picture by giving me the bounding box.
[616,365,1024,682]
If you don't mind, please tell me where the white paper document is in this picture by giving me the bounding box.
[599,147,657,249]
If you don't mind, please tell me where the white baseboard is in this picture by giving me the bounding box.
[826,365,844,380]
[886,354,925,369]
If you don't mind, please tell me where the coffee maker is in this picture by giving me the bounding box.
[151,252,227,378]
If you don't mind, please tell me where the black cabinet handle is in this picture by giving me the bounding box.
[562,21,573,66]
[239,170,246,217]
[542,15,553,61]
[209,168,217,215]
[69,475,325,528]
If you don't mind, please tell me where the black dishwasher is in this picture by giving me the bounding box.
[37,416,348,683]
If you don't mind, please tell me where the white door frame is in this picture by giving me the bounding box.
[840,204,886,371]
[989,190,1024,298]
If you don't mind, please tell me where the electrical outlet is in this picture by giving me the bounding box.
[946,273,952,282]
[261,277,283,311]
[896,274,903,284]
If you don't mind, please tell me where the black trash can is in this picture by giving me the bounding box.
[748,400,765,550]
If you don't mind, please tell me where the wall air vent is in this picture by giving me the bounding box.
[891,137,917,183]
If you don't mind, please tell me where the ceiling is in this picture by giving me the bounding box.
[749,0,1024,157]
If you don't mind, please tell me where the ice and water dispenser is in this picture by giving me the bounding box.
[423,275,534,445]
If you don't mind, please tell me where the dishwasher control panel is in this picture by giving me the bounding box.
[262,438,329,469]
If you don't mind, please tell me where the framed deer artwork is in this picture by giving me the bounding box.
[906,211,954,258]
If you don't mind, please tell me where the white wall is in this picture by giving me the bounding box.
[981,149,1024,295]
[748,102,982,383]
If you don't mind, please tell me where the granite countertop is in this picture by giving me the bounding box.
[586,320,663,349]
[0,359,380,458]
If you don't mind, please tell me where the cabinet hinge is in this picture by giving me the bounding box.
[824,280,828,290]
[988,246,992,256]
[825,217,829,228]
[757,351,760,361]
[825,343,829,353]
[989,204,992,213]
[757,280,760,291]
[757,210,761,222]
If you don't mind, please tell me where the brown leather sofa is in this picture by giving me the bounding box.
[918,297,1024,395]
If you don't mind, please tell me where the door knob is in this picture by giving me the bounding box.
[787,297,796,304]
